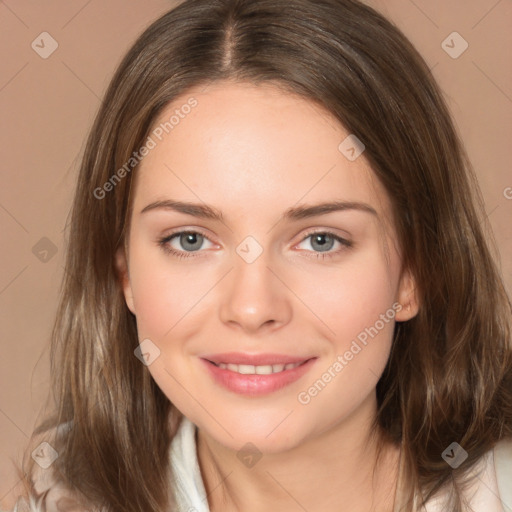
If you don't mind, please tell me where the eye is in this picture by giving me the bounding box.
[295,230,352,260]
[158,230,214,259]
[158,229,353,260]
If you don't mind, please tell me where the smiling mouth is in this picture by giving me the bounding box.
[207,360,310,375]
[202,357,317,396]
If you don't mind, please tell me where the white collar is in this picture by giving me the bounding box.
[170,416,210,512]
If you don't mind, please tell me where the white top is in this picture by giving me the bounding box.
[5,416,512,511]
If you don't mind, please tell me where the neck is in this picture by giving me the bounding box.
[196,392,401,512]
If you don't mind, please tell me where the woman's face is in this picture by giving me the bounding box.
[117,81,417,453]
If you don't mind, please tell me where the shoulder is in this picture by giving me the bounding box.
[424,437,512,512]
[494,437,512,512]
[1,470,98,512]
[1,421,100,512]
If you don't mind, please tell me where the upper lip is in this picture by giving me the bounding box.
[202,352,316,366]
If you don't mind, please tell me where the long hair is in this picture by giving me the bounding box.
[13,0,512,510]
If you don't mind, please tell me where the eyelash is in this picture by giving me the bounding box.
[157,229,353,261]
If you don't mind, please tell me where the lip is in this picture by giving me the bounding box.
[200,356,317,396]
[202,352,314,366]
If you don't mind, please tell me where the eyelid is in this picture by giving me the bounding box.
[295,227,352,245]
[162,226,216,242]
[160,225,351,242]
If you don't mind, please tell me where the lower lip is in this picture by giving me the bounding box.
[200,358,317,396]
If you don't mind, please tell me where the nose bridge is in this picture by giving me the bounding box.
[218,235,291,332]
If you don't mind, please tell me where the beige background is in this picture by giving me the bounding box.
[1,0,511,506]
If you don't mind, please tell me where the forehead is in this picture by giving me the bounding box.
[132,81,391,224]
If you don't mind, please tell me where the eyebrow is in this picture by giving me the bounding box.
[140,199,377,221]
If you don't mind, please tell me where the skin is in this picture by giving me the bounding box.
[116,80,419,512]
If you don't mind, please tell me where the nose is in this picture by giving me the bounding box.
[219,248,292,334]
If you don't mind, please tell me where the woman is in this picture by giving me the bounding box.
[5,0,512,510]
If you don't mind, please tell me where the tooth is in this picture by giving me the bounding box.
[255,365,273,375]
[215,362,302,374]
[237,364,255,374]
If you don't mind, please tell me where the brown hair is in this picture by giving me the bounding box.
[12,0,512,510]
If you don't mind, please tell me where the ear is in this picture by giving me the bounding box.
[394,267,419,322]
[115,247,136,315]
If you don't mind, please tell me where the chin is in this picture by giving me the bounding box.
[203,413,311,454]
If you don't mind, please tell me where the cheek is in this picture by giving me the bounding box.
[291,250,398,403]
[128,245,211,340]
[292,248,398,345]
